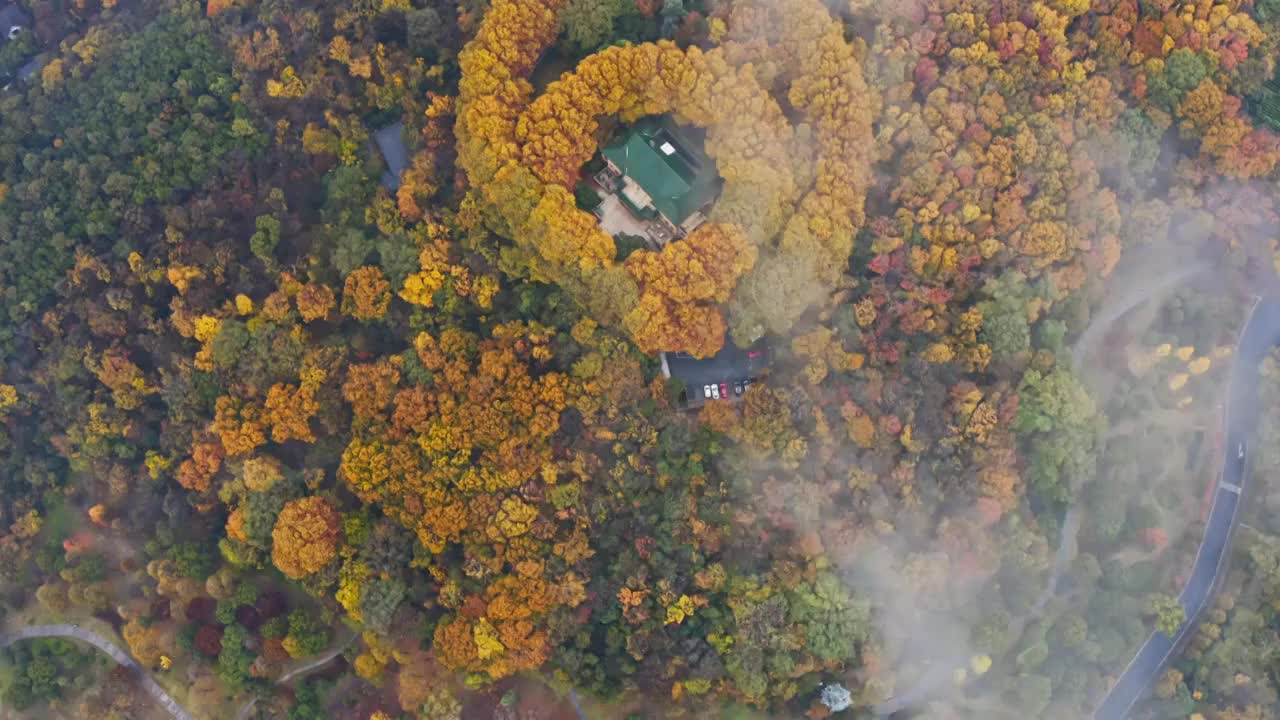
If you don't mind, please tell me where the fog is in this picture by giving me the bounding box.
[665,0,1280,717]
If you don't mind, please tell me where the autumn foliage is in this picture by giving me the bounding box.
[342,266,391,321]
[433,570,556,679]
[624,224,756,357]
[24,0,1280,715]
[457,0,877,353]
[295,283,336,323]
[177,442,224,494]
[271,496,341,579]
[340,324,570,552]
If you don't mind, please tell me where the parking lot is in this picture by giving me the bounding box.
[663,339,769,409]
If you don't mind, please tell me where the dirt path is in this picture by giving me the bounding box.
[1070,261,1212,371]
[234,629,355,720]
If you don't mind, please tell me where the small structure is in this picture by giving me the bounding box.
[596,117,720,245]
[662,334,769,409]
[0,4,34,91]
[15,53,43,81]
[373,122,410,190]
[819,684,853,713]
[0,4,29,43]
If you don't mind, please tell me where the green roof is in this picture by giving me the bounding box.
[602,118,719,225]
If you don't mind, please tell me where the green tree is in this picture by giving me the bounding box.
[0,1,252,360]
[169,541,216,579]
[1051,613,1089,649]
[1014,368,1101,503]
[561,0,625,55]
[285,609,330,657]
[972,609,1013,654]
[1115,109,1163,179]
[788,572,871,661]
[1,638,91,710]
[250,215,282,264]
[1151,594,1185,637]
[979,273,1033,361]
[217,624,254,691]
[406,8,445,60]
[1012,674,1053,715]
[1147,49,1210,111]
[211,321,252,370]
[215,582,260,624]
[1166,49,1210,92]
[359,577,406,635]
[290,679,330,720]
[358,520,413,576]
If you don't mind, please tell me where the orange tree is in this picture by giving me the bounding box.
[338,322,592,682]
[271,496,341,580]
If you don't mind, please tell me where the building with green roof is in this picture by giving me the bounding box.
[599,117,720,238]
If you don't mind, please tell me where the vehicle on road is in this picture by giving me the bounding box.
[703,385,711,399]
[720,382,729,398]
[1089,291,1280,720]
[734,381,742,395]
[711,385,720,399]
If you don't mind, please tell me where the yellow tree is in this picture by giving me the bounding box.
[296,283,336,323]
[213,396,268,457]
[342,267,392,321]
[264,382,320,443]
[623,224,755,357]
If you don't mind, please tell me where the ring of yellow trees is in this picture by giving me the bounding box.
[718,0,879,339]
[457,0,878,357]
[516,41,792,355]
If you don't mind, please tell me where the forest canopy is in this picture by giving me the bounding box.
[0,0,1278,718]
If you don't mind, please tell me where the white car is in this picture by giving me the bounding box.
[1238,442,1246,459]
[703,385,712,399]
[711,384,720,399]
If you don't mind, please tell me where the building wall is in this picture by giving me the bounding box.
[620,177,655,212]
[679,210,707,234]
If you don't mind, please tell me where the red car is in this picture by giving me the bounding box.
[720,382,729,398]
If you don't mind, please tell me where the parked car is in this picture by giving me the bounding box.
[734,381,743,395]
[1238,442,1246,460]
[703,385,712,399]
[720,382,729,398]
[711,385,720,399]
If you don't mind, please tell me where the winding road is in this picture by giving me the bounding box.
[0,623,193,720]
[7,287,1265,720]
[867,262,1219,718]
[1092,289,1280,719]
[868,277,1278,719]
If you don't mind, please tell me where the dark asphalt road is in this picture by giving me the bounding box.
[1093,290,1280,720]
